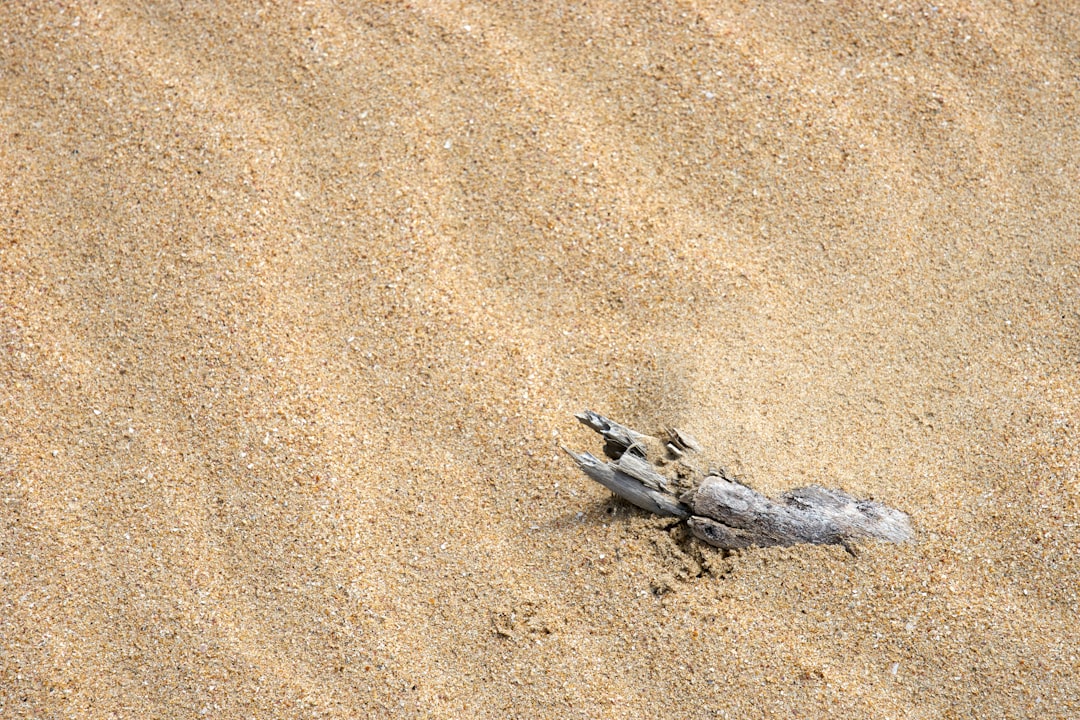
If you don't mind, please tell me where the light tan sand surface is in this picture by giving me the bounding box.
[2,1,1079,717]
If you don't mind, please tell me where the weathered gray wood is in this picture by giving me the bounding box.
[574,410,648,454]
[562,449,689,518]
[565,410,913,550]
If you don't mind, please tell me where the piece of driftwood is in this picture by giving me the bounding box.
[564,410,913,551]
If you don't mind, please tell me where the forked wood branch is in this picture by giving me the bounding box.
[564,410,913,551]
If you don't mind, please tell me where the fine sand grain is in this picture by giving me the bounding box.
[2,1,1078,717]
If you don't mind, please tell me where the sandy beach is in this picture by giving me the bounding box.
[2,1,1078,716]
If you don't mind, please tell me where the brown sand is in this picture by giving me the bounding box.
[2,1,1078,717]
